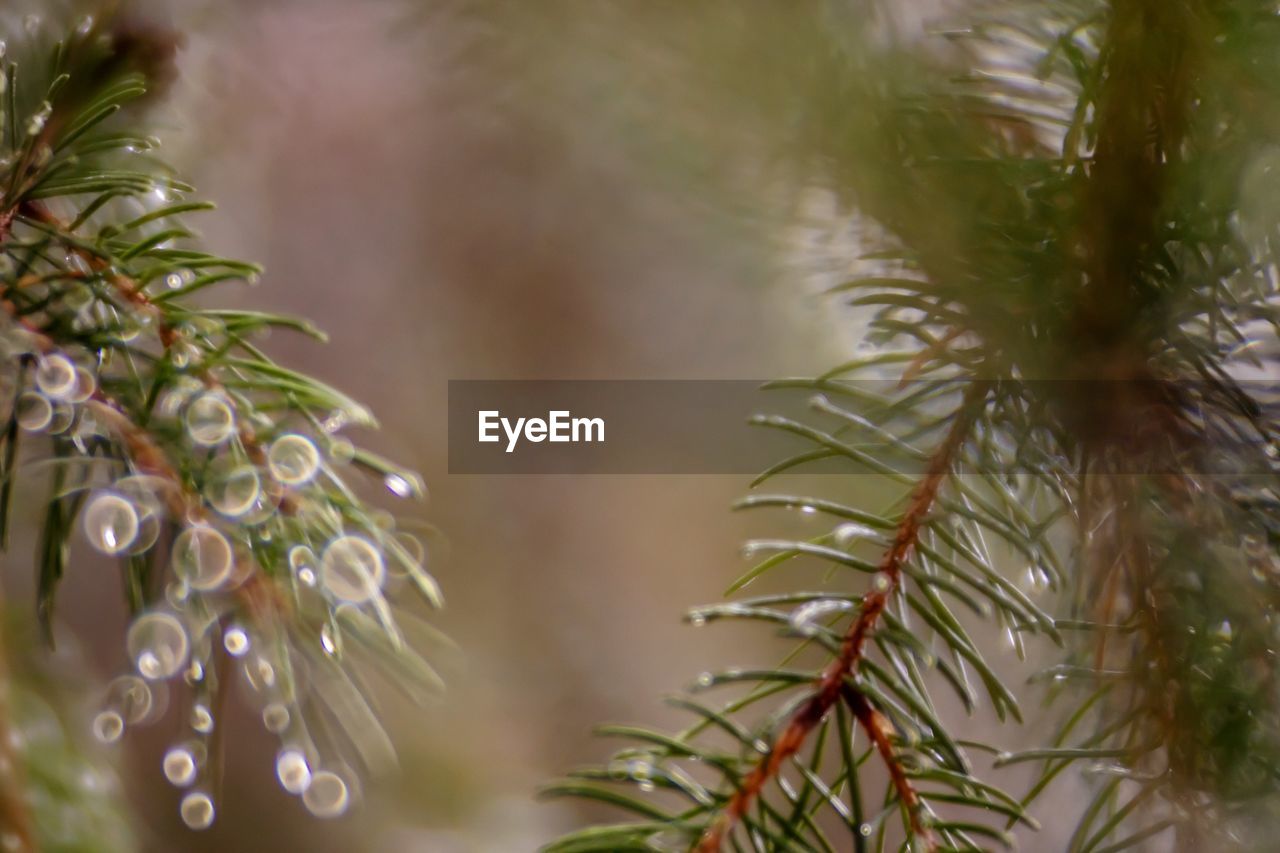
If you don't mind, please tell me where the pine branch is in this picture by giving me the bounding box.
[0,7,446,836]
[546,0,1280,849]
[696,380,989,852]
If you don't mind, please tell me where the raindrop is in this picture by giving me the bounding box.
[35,353,77,399]
[319,535,386,603]
[185,393,236,446]
[383,473,416,499]
[171,525,233,591]
[191,704,213,734]
[162,746,197,787]
[15,392,52,431]
[68,366,96,403]
[262,703,290,733]
[206,465,260,517]
[834,522,877,548]
[1023,566,1050,595]
[320,623,339,656]
[859,823,873,837]
[302,771,349,818]
[108,676,153,724]
[179,791,214,830]
[871,573,891,593]
[268,434,320,485]
[240,655,275,693]
[289,545,317,586]
[91,711,123,744]
[185,661,204,685]
[126,613,189,680]
[789,598,855,635]
[164,272,183,290]
[328,439,355,463]
[223,626,250,657]
[82,492,139,555]
[276,750,311,795]
[688,612,707,628]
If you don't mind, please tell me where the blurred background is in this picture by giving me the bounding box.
[0,1,1068,850]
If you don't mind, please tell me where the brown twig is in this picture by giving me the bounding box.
[695,380,990,852]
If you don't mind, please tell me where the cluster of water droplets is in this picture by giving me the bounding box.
[12,350,99,442]
[72,387,430,828]
[1,266,433,830]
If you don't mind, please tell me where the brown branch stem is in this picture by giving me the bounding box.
[695,380,990,852]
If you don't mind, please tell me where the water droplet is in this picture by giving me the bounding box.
[268,434,320,485]
[302,771,349,818]
[191,704,213,734]
[383,473,416,499]
[82,492,139,555]
[695,672,713,689]
[171,526,233,591]
[319,535,385,603]
[15,393,51,431]
[276,750,311,795]
[108,676,153,723]
[126,613,189,680]
[25,101,50,136]
[184,661,204,685]
[223,626,250,657]
[688,611,707,627]
[789,598,855,635]
[834,522,876,548]
[320,623,339,656]
[68,366,96,403]
[91,711,123,744]
[262,703,290,733]
[179,791,214,830]
[289,545,316,572]
[34,353,75,399]
[185,393,236,446]
[1022,566,1050,595]
[859,823,873,837]
[871,573,891,593]
[164,272,183,290]
[206,465,260,517]
[327,439,355,463]
[163,746,197,787]
[248,657,276,690]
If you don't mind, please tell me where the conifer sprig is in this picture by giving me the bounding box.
[0,8,444,838]
[548,1,1280,850]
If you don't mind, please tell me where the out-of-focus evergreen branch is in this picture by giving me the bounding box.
[545,0,1280,850]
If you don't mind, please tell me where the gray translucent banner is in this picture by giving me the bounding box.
[447,379,1280,475]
